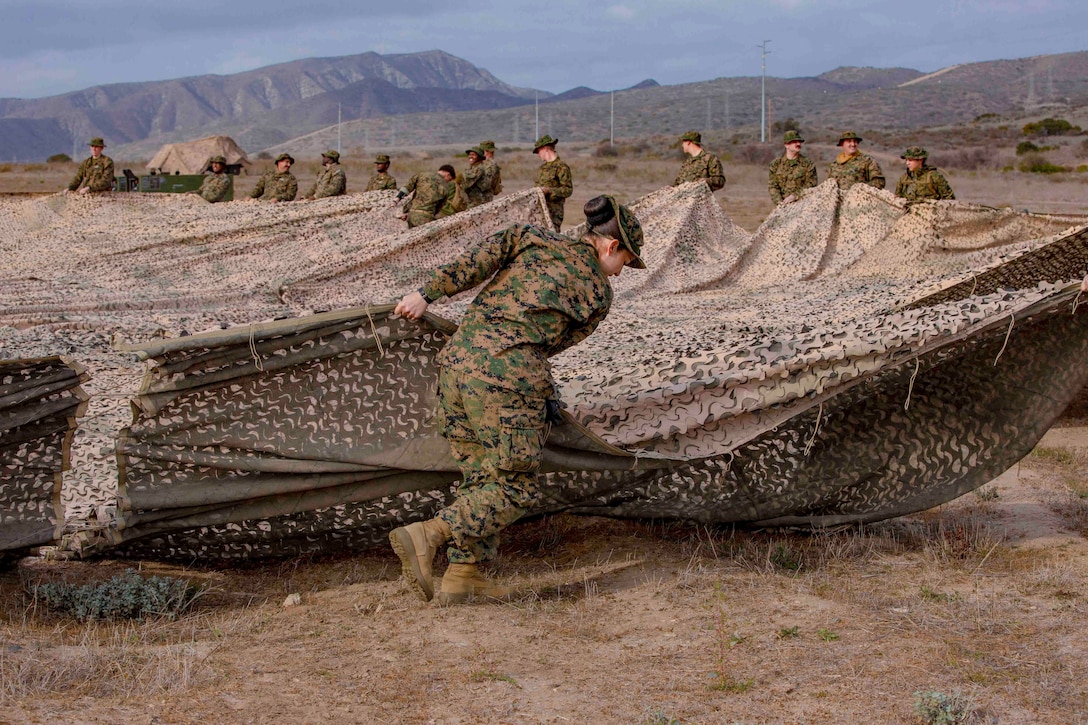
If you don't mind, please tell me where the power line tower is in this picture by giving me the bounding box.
[759,40,771,143]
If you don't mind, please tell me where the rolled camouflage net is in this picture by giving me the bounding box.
[3,182,1088,560]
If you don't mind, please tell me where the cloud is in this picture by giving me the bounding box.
[606,4,636,20]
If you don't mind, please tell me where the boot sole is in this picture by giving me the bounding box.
[389,527,433,602]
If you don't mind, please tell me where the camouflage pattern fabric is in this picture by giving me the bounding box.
[6,183,1088,561]
[484,158,502,196]
[250,170,298,201]
[768,154,817,203]
[439,181,468,218]
[535,157,572,229]
[302,164,347,199]
[68,155,115,193]
[673,151,725,191]
[895,166,955,202]
[197,172,233,203]
[366,172,397,192]
[462,162,491,208]
[0,357,88,553]
[828,152,885,190]
[403,172,450,228]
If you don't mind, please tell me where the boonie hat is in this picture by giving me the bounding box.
[588,195,646,270]
[479,140,496,151]
[88,137,106,147]
[679,130,702,145]
[901,146,928,160]
[782,130,805,144]
[321,150,340,162]
[532,135,559,153]
[275,152,295,164]
[374,154,391,164]
[837,131,863,146]
[209,155,227,165]
[465,146,485,158]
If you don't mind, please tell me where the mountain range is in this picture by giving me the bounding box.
[3,49,1088,162]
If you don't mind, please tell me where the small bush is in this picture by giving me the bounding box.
[734,143,778,165]
[593,142,618,158]
[933,148,994,171]
[47,153,72,163]
[1018,154,1069,173]
[256,151,272,160]
[1016,141,1040,155]
[913,690,974,724]
[973,113,1000,123]
[1023,118,1080,137]
[31,569,202,621]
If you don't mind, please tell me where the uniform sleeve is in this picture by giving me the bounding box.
[705,155,725,191]
[553,163,572,200]
[804,160,817,190]
[331,170,346,196]
[934,171,955,200]
[768,161,784,204]
[464,165,486,191]
[894,174,909,199]
[67,161,86,191]
[250,174,265,199]
[867,158,885,190]
[420,225,530,301]
[284,175,297,201]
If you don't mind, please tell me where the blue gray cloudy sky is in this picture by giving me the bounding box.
[1,0,1084,99]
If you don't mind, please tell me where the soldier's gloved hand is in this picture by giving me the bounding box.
[544,399,564,424]
[395,188,407,200]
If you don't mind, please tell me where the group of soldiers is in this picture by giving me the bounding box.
[66,128,955,220]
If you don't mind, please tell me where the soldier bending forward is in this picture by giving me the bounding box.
[391,195,646,604]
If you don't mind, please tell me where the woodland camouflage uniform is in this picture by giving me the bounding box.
[462,152,492,208]
[302,159,347,199]
[674,153,725,190]
[438,179,468,218]
[481,140,502,196]
[535,158,572,229]
[366,172,397,191]
[197,172,232,203]
[250,166,298,201]
[828,132,884,191]
[401,172,450,228]
[417,220,636,564]
[768,154,817,204]
[894,148,955,202]
[68,147,115,193]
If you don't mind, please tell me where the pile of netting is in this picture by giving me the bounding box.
[2,181,1087,560]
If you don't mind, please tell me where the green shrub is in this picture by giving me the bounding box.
[1016,141,1040,155]
[912,690,973,724]
[46,153,72,163]
[1018,154,1068,173]
[1023,118,1080,137]
[31,569,202,621]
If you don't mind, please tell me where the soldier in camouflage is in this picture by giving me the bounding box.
[437,165,467,218]
[828,132,885,191]
[768,130,817,204]
[673,131,725,191]
[365,154,397,192]
[533,135,572,230]
[249,153,298,202]
[396,170,451,228]
[301,150,347,200]
[390,194,646,604]
[67,137,115,195]
[481,140,502,197]
[462,146,491,208]
[197,155,233,203]
[894,147,955,202]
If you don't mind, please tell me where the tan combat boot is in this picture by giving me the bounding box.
[435,563,515,605]
[389,518,451,601]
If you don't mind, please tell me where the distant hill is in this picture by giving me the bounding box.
[4,49,1088,162]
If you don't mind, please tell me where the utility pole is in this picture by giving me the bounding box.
[610,91,615,147]
[337,103,342,155]
[759,40,771,143]
[535,91,539,140]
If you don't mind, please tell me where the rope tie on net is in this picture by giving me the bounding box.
[803,402,824,456]
[993,314,1015,367]
[248,327,264,371]
[364,305,385,357]
[904,357,921,412]
[1073,287,1083,316]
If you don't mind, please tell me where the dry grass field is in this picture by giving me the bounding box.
[3,145,1088,723]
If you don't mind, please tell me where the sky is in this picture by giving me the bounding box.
[1,0,1085,99]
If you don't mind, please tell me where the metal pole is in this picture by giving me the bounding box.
[759,40,771,143]
[535,92,539,140]
[337,103,342,155]
[610,91,614,147]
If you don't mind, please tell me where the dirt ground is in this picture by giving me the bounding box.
[3,154,1088,724]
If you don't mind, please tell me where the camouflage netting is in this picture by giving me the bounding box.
[3,181,1088,560]
[0,357,88,554]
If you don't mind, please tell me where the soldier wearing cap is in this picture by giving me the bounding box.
[437,164,468,218]
[396,170,451,228]
[391,193,646,605]
[480,140,502,197]
[250,153,298,202]
[894,147,955,202]
[366,154,397,192]
[828,132,885,191]
[532,135,572,229]
[768,130,817,204]
[301,150,347,200]
[197,155,233,203]
[67,137,115,195]
[673,130,725,191]
[462,146,491,208]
